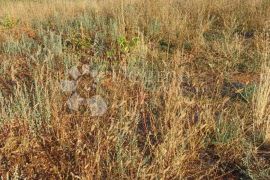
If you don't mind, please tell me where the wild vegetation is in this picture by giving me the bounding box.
[0,0,270,179]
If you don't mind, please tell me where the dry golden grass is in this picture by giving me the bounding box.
[0,0,270,179]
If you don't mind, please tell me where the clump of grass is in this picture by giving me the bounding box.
[253,45,270,145]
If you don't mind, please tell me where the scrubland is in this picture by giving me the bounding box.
[0,0,270,179]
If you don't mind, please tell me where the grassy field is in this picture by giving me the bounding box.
[0,0,270,179]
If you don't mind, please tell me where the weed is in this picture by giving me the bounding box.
[0,15,19,29]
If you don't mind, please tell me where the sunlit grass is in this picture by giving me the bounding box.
[0,0,270,179]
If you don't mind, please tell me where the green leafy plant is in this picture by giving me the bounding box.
[0,16,19,29]
[117,36,139,53]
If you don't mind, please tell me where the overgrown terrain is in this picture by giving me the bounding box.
[0,0,270,179]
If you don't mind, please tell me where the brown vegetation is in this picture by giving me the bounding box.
[0,0,270,179]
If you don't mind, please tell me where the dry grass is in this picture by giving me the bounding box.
[0,0,270,179]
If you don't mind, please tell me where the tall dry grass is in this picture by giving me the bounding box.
[253,34,270,147]
[0,0,270,179]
